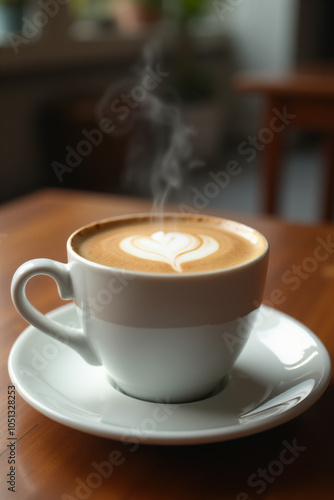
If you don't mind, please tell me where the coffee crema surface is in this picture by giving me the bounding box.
[72,216,266,274]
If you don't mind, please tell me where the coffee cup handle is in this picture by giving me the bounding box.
[11,258,100,366]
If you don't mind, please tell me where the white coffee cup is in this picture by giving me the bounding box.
[11,214,269,403]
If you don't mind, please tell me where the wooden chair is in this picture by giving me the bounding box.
[233,65,334,220]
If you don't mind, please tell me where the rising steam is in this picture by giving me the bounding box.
[97,41,203,217]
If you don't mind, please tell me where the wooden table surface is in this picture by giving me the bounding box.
[0,188,333,500]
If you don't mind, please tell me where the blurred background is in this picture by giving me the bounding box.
[0,0,333,222]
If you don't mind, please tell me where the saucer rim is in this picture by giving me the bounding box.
[8,304,332,445]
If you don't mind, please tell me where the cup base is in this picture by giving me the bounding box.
[106,372,231,404]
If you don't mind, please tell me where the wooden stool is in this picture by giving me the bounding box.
[233,67,334,220]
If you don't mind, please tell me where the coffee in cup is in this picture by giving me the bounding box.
[11,213,269,403]
[72,215,265,274]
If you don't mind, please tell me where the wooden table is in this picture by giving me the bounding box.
[233,68,334,220]
[1,188,334,500]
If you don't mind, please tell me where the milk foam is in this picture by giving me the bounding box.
[73,216,266,273]
[120,231,219,272]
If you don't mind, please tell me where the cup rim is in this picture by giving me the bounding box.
[68,213,269,277]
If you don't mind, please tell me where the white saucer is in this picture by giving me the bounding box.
[8,304,331,445]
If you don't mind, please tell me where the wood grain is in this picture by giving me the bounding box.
[0,188,333,500]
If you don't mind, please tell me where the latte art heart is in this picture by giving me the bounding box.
[120,231,219,272]
[73,216,266,273]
